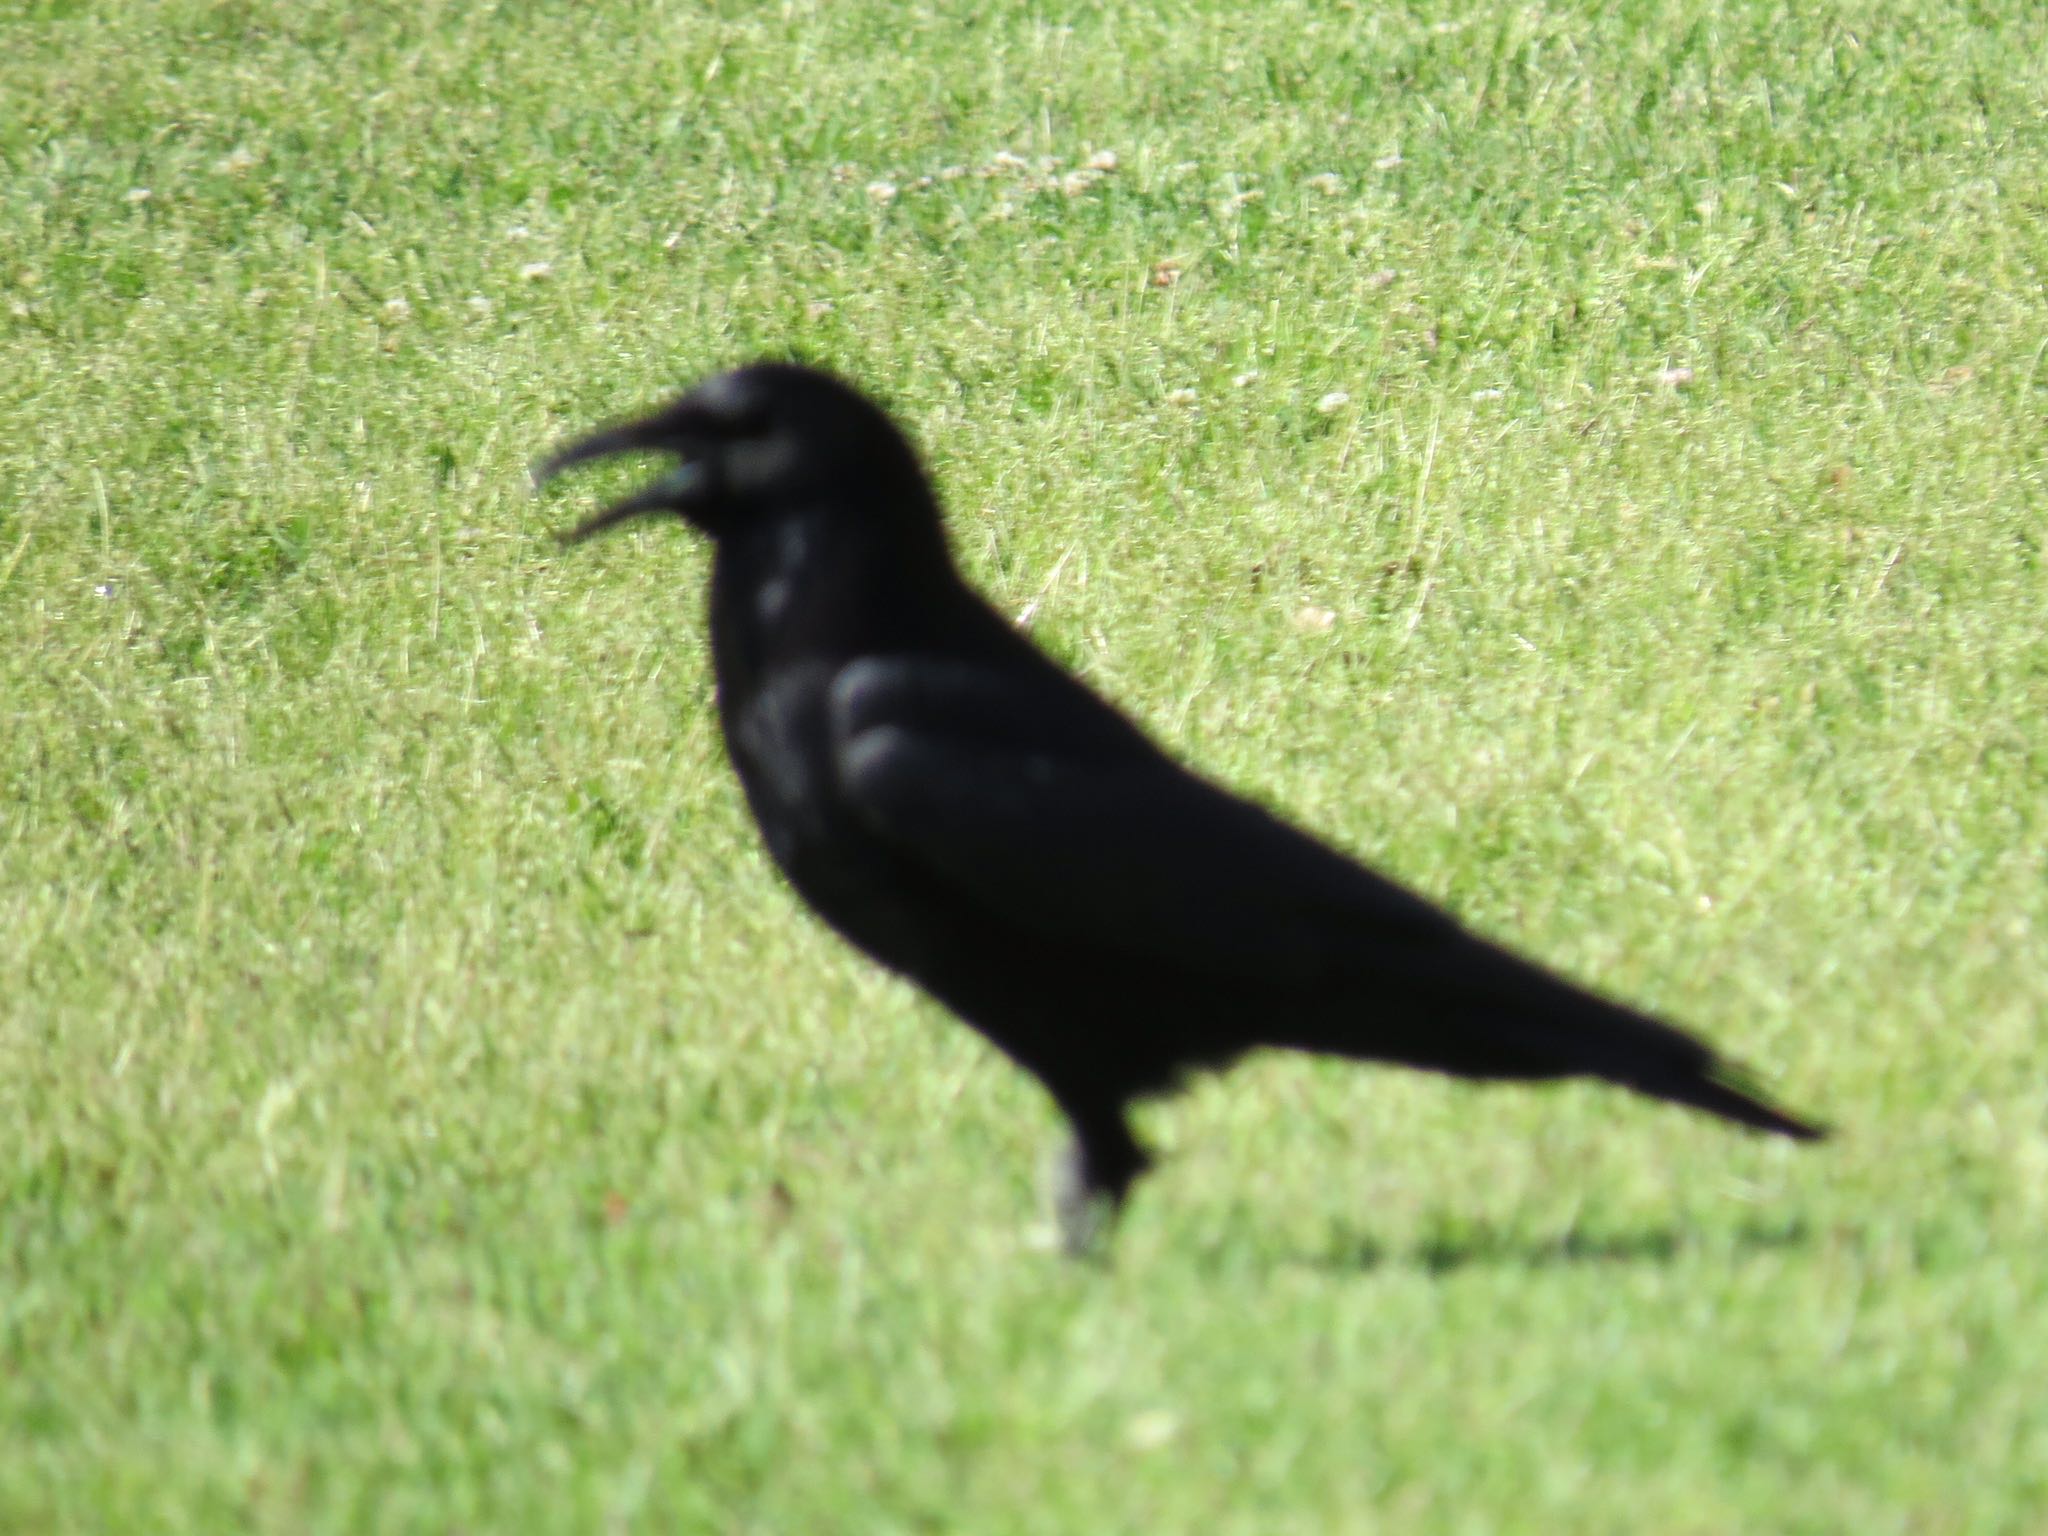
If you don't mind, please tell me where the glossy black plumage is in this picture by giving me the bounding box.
[538,362,1821,1248]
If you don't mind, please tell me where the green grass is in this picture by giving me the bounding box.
[4,0,2046,1529]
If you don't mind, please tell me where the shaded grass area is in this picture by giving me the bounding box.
[3,0,2045,1530]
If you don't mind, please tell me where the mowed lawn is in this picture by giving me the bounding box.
[4,0,2045,1529]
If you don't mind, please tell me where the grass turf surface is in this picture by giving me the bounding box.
[4,0,2047,1529]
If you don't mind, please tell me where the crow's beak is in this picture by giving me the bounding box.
[531,400,721,545]
[546,460,711,545]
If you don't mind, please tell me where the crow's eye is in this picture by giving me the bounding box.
[713,398,773,439]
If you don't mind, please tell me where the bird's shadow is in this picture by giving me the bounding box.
[1305,1214,1813,1276]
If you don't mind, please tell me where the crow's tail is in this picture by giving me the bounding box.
[1442,952,1827,1141]
[1633,1059,1826,1141]
[1514,977,1826,1139]
[1291,940,1826,1140]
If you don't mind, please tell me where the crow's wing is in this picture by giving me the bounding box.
[827,656,1459,981]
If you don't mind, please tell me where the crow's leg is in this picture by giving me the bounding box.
[1043,1096,1150,1258]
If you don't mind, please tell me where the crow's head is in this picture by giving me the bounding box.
[533,362,935,545]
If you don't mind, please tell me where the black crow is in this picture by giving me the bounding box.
[536,362,1821,1251]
